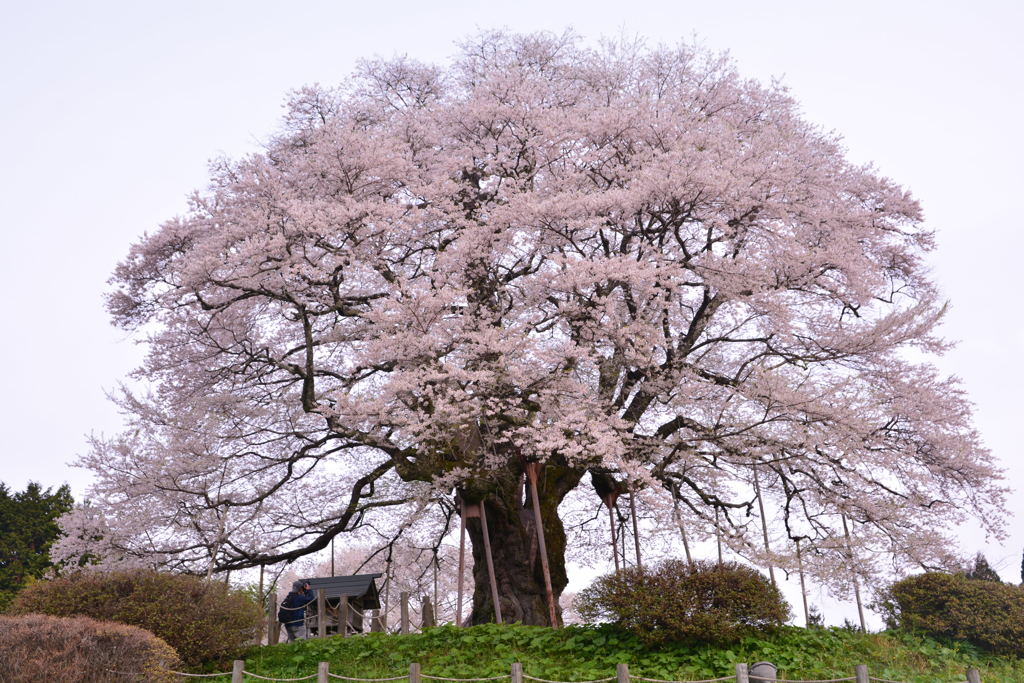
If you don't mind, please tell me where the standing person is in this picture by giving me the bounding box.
[278,580,316,642]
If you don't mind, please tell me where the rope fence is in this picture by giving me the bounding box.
[522,676,617,683]
[111,659,985,683]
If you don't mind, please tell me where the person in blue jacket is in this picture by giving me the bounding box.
[278,580,316,642]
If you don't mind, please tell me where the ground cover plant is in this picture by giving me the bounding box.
[237,623,1024,683]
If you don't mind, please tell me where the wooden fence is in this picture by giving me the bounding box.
[129,659,986,683]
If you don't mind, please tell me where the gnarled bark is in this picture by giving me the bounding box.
[462,462,583,626]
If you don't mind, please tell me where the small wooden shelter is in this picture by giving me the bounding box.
[306,573,382,634]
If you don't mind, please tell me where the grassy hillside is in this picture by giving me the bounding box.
[239,623,1024,683]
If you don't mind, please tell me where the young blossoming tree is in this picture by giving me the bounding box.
[67,32,1004,625]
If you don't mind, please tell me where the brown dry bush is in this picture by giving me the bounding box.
[0,613,180,682]
[8,569,262,666]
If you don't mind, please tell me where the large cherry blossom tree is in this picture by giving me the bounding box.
[66,31,1005,625]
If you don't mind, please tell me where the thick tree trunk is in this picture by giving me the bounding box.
[463,462,583,626]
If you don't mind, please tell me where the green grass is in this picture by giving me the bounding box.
[238,624,1024,683]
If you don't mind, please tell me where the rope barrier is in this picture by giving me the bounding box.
[241,672,319,681]
[867,678,908,683]
[631,676,736,683]
[326,674,409,681]
[764,678,855,683]
[421,675,511,681]
[522,675,618,683]
[107,671,230,679]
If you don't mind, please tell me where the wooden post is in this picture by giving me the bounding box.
[854,664,869,683]
[231,660,244,683]
[670,481,693,566]
[432,549,439,621]
[383,557,392,625]
[606,496,620,573]
[409,662,421,683]
[257,565,265,643]
[371,608,383,632]
[267,590,280,645]
[526,462,558,628]
[317,590,327,638]
[511,662,523,683]
[735,662,749,683]
[628,490,642,570]
[340,597,350,637]
[422,596,435,627]
[842,514,867,632]
[456,497,467,627]
[318,661,330,683]
[400,591,410,633]
[795,539,810,627]
[616,662,629,683]
[478,500,503,624]
[753,465,776,586]
[967,668,982,683]
[715,508,724,565]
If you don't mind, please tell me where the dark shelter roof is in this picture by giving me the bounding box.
[305,573,383,607]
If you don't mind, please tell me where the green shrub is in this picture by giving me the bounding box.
[879,572,1024,656]
[0,613,181,682]
[574,559,789,645]
[8,569,262,666]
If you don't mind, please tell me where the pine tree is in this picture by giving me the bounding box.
[0,482,74,608]
[965,552,1001,582]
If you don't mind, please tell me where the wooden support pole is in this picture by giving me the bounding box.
[616,662,630,683]
[456,498,467,627]
[735,662,749,683]
[511,662,523,683]
[257,565,265,643]
[795,539,810,628]
[422,595,435,627]
[232,660,244,683]
[317,590,327,638]
[400,591,410,633]
[854,664,869,683]
[267,590,280,645]
[340,597,350,637]
[629,489,642,571]
[620,516,626,566]
[371,608,383,632]
[670,482,693,566]
[842,514,867,632]
[432,549,439,622]
[966,667,982,683]
[526,462,558,628]
[715,508,724,565]
[753,465,776,586]
[479,500,503,624]
[606,497,620,573]
[318,661,330,683]
[409,662,421,683]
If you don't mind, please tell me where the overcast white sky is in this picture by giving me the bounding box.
[1,0,1021,612]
